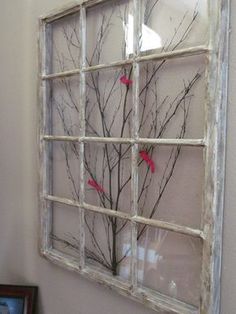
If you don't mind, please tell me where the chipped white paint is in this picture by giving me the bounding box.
[41,45,209,80]
[44,194,204,239]
[43,135,205,146]
[38,0,229,313]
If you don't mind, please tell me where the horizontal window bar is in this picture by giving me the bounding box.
[42,68,81,80]
[43,135,80,142]
[45,194,78,207]
[83,59,133,73]
[82,202,130,220]
[42,135,205,147]
[45,194,130,220]
[40,3,81,23]
[133,216,204,239]
[83,0,112,9]
[137,138,205,146]
[136,45,209,63]
[42,59,133,80]
[42,46,209,80]
[44,194,204,239]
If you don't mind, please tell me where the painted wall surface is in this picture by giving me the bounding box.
[0,0,235,313]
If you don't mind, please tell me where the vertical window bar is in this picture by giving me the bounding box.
[78,6,86,269]
[200,0,211,310]
[201,1,229,313]
[39,20,53,253]
[130,0,140,290]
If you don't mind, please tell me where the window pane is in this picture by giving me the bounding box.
[84,143,131,213]
[86,66,133,138]
[48,12,81,74]
[86,0,133,66]
[140,0,208,54]
[139,55,206,139]
[85,211,131,281]
[51,141,80,201]
[49,76,81,136]
[138,146,204,229]
[51,202,80,259]
[137,224,202,307]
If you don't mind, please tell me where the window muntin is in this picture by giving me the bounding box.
[39,0,229,313]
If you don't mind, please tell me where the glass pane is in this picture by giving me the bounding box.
[51,141,80,200]
[140,0,208,54]
[85,211,131,281]
[50,76,81,136]
[86,66,133,138]
[137,225,202,306]
[86,0,133,66]
[138,146,203,229]
[84,143,131,213]
[139,55,206,139]
[52,202,80,258]
[49,13,81,74]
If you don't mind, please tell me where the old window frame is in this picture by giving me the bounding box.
[38,0,229,313]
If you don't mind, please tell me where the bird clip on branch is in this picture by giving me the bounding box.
[88,179,105,193]
[139,150,155,173]
[120,75,133,86]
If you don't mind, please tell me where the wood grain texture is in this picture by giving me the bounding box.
[43,135,205,146]
[38,0,229,312]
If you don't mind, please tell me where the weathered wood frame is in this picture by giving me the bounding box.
[38,0,229,313]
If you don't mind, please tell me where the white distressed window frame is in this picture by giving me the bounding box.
[38,0,229,313]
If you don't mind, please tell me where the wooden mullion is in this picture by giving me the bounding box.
[43,135,205,146]
[200,0,229,313]
[77,5,86,269]
[129,0,141,291]
[44,195,204,240]
[39,19,53,253]
[40,2,81,23]
[42,46,209,80]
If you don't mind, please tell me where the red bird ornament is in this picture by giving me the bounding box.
[120,75,133,86]
[88,179,105,193]
[139,151,155,173]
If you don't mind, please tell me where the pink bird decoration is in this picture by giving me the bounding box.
[120,75,133,86]
[88,179,105,193]
[139,151,155,173]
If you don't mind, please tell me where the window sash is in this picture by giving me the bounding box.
[38,0,229,313]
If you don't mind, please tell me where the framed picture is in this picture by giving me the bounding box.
[0,285,37,314]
